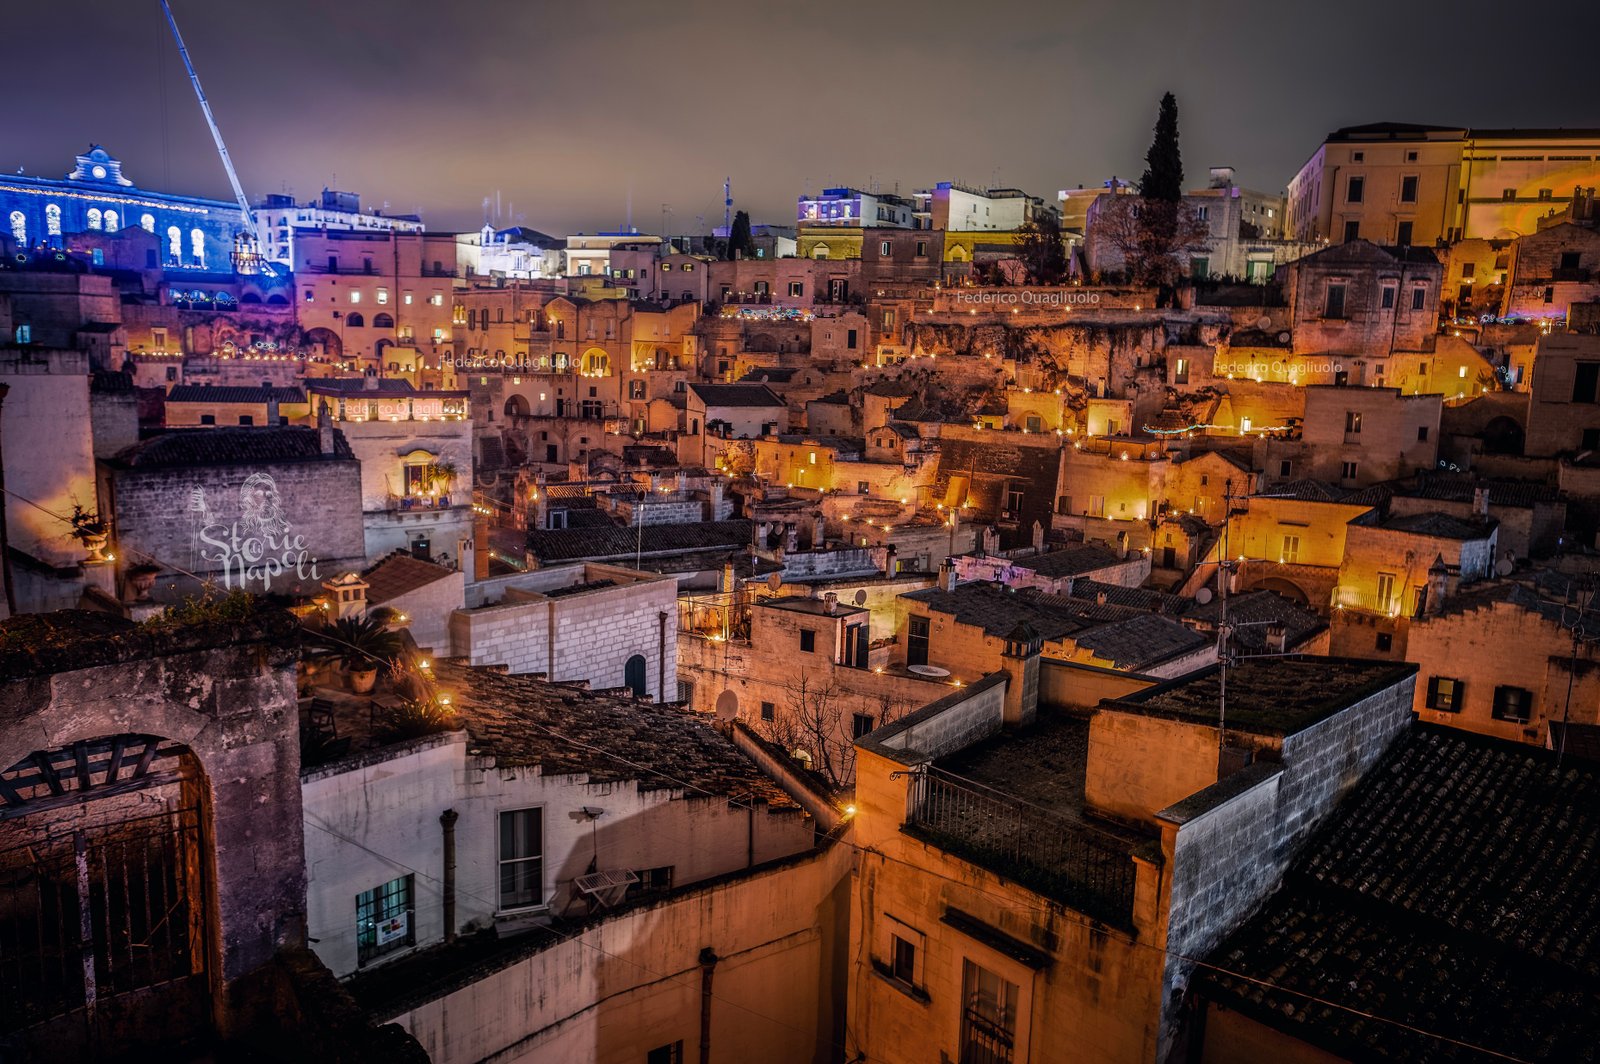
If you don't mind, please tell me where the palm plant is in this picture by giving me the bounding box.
[309,615,406,673]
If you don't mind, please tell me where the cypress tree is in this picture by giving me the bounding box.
[1140,92,1184,203]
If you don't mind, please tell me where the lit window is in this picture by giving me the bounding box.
[377,288,389,304]
[167,226,182,260]
[355,875,415,965]
[429,292,443,306]
[350,290,362,304]
[140,213,155,233]
[403,290,414,305]
[14,324,31,344]
[8,211,24,245]
[46,204,61,236]
[498,808,544,909]
[191,228,205,267]
[103,209,118,231]
[87,208,102,230]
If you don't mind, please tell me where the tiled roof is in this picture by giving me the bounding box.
[165,384,308,405]
[1264,479,1390,508]
[738,367,801,383]
[1065,579,1190,615]
[1183,589,1326,652]
[306,378,471,399]
[1378,511,1497,540]
[361,552,457,605]
[525,519,753,563]
[434,662,797,808]
[1200,724,1600,1062]
[1017,544,1125,579]
[687,383,786,408]
[1068,612,1209,669]
[90,369,134,395]
[108,426,353,468]
[1392,473,1561,509]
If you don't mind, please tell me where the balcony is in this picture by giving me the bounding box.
[904,766,1137,926]
[385,493,460,512]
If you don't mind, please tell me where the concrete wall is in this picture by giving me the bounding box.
[383,840,852,1064]
[0,348,97,568]
[1087,710,1224,824]
[302,733,817,979]
[379,568,466,655]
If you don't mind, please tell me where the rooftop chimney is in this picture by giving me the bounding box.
[1031,520,1045,552]
[1473,486,1491,519]
[1426,554,1449,614]
[823,591,838,614]
[938,558,957,592]
[1265,622,1288,653]
[317,401,335,455]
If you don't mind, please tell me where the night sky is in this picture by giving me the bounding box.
[6,1,1598,235]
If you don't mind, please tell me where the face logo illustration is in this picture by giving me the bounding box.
[192,473,320,590]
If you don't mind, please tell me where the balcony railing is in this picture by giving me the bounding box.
[905,766,1137,926]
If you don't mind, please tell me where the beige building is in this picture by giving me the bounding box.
[1287,123,1600,245]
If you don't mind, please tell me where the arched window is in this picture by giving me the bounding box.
[624,655,648,698]
[581,349,608,376]
[553,352,569,370]
[346,312,365,327]
[190,228,205,267]
[103,209,118,231]
[8,211,24,246]
[372,312,394,329]
[87,209,102,230]
[46,204,61,236]
[167,226,182,260]
[140,213,155,233]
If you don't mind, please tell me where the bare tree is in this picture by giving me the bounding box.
[1091,196,1211,288]
[758,670,912,789]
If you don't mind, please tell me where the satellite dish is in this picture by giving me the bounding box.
[1195,587,1214,604]
[1276,331,1291,344]
[853,589,868,606]
[908,664,951,678]
[714,690,738,720]
[1495,557,1514,577]
[766,571,783,592]
[1255,315,1272,330]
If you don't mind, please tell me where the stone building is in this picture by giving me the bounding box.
[1502,221,1600,322]
[1296,384,1440,486]
[0,606,417,1058]
[290,227,458,367]
[1524,331,1600,455]
[850,655,1419,1063]
[99,425,368,599]
[1280,241,1443,358]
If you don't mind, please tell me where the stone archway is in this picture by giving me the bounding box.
[1247,577,1311,607]
[1482,415,1525,456]
[303,327,342,362]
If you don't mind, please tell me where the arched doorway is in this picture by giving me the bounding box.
[1482,415,1525,456]
[303,327,341,362]
[504,394,530,418]
[624,655,648,698]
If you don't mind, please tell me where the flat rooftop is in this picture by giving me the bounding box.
[1103,657,1417,737]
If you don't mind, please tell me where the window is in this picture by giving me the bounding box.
[1190,256,1209,280]
[1462,261,1477,279]
[1344,411,1362,435]
[1561,251,1582,270]
[429,292,444,306]
[799,630,816,653]
[760,701,775,722]
[1417,426,1429,442]
[87,208,102,230]
[1426,676,1463,712]
[8,211,24,245]
[104,208,119,231]
[498,808,544,910]
[377,287,389,304]
[1343,220,1361,242]
[1492,685,1532,723]
[1278,459,1292,477]
[1324,283,1346,319]
[1376,631,1393,652]
[1400,175,1418,203]
[1396,221,1413,246]
[1340,460,1358,482]
[908,616,930,667]
[199,414,216,426]
[1195,205,1210,222]
[140,212,155,233]
[880,240,892,256]
[1280,534,1300,564]
[1376,573,1396,612]
[356,875,415,965]
[167,226,182,260]
[1346,176,1365,204]
[1004,486,1024,517]
[238,415,254,426]
[961,960,1019,1064]
[1381,284,1396,309]
[891,934,917,984]
[1406,150,1418,162]
[1411,286,1426,311]
[788,281,803,297]
[373,312,394,329]
[647,1042,684,1064]
[46,204,61,236]
[915,240,927,256]
[676,679,695,704]
[846,329,858,350]
[852,713,875,739]
[346,312,364,327]
[190,228,205,267]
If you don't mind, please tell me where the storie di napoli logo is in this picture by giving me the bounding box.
[190,473,320,590]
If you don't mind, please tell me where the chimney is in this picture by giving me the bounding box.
[1031,520,1045,552]
[1115,530,1129,560]
[720,560,735,594]
[317,400,335,455]
[823,591,838,614]
[1001,622,1041,728]
[1473,486,1490,519]
[938,558,958,592]
[1095,591,1108,606]
[362,373,379,391]
[1265,622,1288,653]
[1426,554,1449,614]
[982,525,999,555]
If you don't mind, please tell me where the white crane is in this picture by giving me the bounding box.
[159,0,268,259]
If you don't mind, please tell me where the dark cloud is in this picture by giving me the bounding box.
[5,0,1597,235]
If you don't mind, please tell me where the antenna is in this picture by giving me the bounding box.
[1557,574,1600,767]
[159,0,266,253]
[724,177,732,232]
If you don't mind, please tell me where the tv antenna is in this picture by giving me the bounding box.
[1556,574,1600,767]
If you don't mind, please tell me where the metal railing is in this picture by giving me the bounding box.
[907,766,1137,925]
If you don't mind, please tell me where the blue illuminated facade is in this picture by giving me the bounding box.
[1,145,248,272]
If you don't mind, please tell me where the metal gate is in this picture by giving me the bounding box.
[0,805,209,1044]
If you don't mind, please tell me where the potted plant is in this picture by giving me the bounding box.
[126,563,162,602]
[69,503,109,562]
[424,460,459,503]
[310,615,406,695]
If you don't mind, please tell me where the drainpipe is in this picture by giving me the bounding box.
[440,809,459,943]
[657,610,668,702]
[698,947,720,1064]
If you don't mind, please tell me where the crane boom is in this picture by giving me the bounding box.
[159,0,265,253]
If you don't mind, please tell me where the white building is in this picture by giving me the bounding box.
[456,225,562,280]
[255,190,423,267]
[563,231,663,278]
[912,182,1060,231]
[798,187,915,228]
